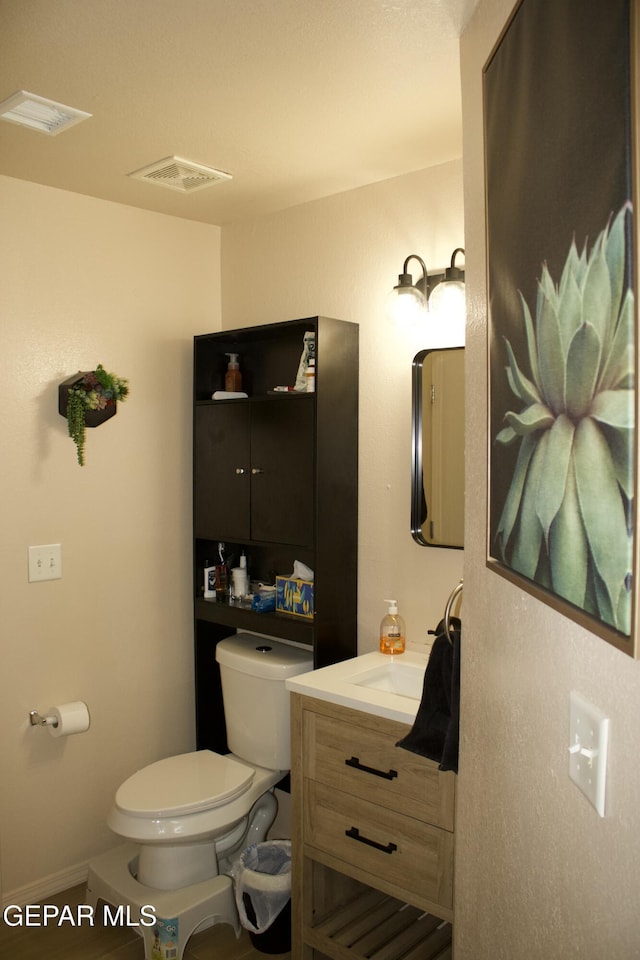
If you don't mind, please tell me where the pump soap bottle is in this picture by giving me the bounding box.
[379,599,406,655]
[225,353,242,392]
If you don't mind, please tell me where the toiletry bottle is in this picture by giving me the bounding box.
[379,599,406,655]
[225,353,242,392]
[239,550,248,594]
[305,357,316,393]
[203,559,216,599]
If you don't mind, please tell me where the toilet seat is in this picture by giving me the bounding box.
[115,751,255,818]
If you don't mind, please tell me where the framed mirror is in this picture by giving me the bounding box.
[411,347,464,548]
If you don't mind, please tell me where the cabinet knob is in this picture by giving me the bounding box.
[235,467,246,475]
[251,467,264,475]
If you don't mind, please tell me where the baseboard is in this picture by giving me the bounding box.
[2,860,90,909]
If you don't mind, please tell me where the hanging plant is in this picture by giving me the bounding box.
[60,364,129,466]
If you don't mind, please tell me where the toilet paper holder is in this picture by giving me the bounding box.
[29,701,90,737]
[29,709,58,728]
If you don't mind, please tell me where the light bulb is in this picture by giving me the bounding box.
[429,280,465,321]
[387,285,428,324]
[428,280,466,344]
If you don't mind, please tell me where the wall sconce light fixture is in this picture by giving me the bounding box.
[389,254,429,322]
[389,248,465,325]
[429,247,466,319]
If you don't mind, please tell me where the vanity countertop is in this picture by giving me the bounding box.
[285,650,428,725]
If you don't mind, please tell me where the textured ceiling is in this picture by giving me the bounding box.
[0,0,478,225]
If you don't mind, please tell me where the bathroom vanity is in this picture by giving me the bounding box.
[192,316,358,752]
[287,654,455,959]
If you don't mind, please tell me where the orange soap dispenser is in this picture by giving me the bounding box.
[225,353,242,391]
[379,599,406,655]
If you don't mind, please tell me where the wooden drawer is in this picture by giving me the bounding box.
[302,707,454,831]
[304,780,454,910]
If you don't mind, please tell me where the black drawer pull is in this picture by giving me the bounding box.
[345,827,398,855]
[345,756,398,780]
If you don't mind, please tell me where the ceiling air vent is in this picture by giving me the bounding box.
[128,156,232,193]
[0,90,91,135]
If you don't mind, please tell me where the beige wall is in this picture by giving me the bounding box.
[456,3,640,956]
[0,176,221,900]
[221,161,465,651]
[1,164,465,904]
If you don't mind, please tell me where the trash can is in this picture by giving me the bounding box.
[235,840,292,955]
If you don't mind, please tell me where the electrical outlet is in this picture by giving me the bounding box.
[568,690,609,817]
[28,544,62,582]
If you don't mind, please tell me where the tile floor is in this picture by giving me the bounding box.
[0,883,291,960]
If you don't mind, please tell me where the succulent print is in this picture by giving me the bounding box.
[495,203,635,634]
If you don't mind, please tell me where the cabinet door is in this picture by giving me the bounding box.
[250,400,314,546]
[194,404,251,541]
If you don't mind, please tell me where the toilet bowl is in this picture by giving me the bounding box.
[87,632,313,953]
[107,751,283,889]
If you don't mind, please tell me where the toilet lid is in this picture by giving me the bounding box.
[115,751,255,818]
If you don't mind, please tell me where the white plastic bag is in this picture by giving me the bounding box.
[235,840,292,934]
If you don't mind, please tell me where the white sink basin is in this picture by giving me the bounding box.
[286,650,428,724]
[349,661,424,700]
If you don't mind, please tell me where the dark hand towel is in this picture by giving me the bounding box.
[396,617,461,774]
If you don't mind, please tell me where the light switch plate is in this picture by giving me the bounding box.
[28,544,62,582]
[569,690,609,817]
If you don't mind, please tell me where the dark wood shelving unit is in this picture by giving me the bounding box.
[193,316,359,752]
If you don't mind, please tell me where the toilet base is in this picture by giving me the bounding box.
[86,842,241,960]
[137,838,220,890]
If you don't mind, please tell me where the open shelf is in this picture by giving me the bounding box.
[194,597,313,646]
[308,887,452,960]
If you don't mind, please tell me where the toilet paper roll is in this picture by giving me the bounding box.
[47,701,91,738]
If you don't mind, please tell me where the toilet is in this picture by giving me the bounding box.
[86,632,313,959]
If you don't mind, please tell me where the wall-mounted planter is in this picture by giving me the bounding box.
[58,371,118,427]
[58,372,117,428]
[58,365,129,465]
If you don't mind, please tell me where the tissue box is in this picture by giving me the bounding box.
[276,576,314,619]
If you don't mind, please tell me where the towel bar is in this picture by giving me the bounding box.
[443,579,463,645]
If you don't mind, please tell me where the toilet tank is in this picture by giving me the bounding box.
[216,633,313,771]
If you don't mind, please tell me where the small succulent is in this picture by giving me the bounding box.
[67,364,129,466]
[495,203,634,634]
